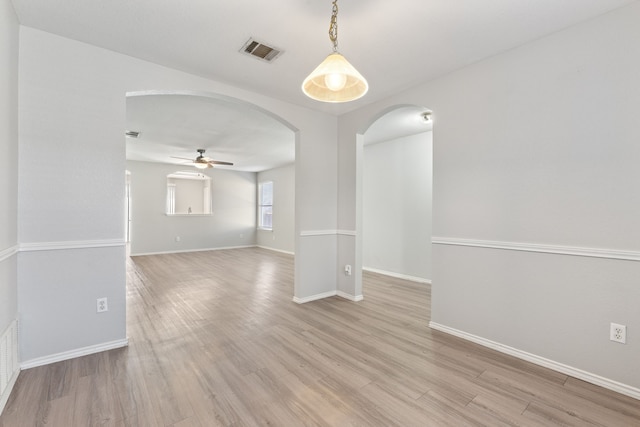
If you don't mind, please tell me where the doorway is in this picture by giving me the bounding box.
[124,91,297,257]
[358,105,433,291]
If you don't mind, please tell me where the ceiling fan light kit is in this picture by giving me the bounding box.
[171,149,233,169]
[302,0,368,103]
[193,161,209,169]
[193,148,212,169]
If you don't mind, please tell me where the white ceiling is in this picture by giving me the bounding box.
[126,93,296,172]
[11,0,636,170]
[125,93,432,170]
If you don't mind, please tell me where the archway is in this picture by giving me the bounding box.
[355,104,433,297]
[124,90,298,257]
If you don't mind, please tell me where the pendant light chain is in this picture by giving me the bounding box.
[329,0,339,52]
[302,0,368,102]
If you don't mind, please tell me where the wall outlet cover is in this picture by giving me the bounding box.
[97,297,108,313]
[610,323,626,344]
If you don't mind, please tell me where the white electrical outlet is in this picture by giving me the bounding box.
[610,323,626,344]
[97,297,108,313]
[344,265,352,276]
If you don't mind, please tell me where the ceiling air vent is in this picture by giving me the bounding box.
[125,130,140,139]
[240,38,283,63]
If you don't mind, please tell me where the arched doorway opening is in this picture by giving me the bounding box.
[355,104,433,297]
[124,90,297,258]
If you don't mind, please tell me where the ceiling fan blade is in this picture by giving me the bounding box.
[170,152,232,167]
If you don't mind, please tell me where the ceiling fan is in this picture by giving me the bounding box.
[171,149,234,169]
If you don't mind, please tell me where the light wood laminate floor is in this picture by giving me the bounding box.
[1,248,639,426]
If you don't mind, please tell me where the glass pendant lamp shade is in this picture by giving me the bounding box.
[302,0,368,103]
[302,52,368,102]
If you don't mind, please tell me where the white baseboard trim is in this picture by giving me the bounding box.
[429,322,640,401]
[131,245,256,257]
[0,369,19,416]
[293,290,363,304]
[293,291,338,304]
[256,245,294,256]
[363,267,431,284]
[337,291,364,302]
[21,338,129,370]
[431,237,640,262]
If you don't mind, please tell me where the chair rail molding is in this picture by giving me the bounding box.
[431,237,640,262]
[300,230,356,237]
[19,239,126,252]
[0,245,19,262]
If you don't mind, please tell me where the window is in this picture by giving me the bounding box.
[166,182,176,214]
[166,171,212,215]
[258,181,273,229]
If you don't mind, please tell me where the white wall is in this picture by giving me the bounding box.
[338,3,640,395]
[173,178,206,215]
[18,4,639,398]
[362,132,432,281]
[257,163,295,254]
[17,25,338,363]
[18,26,128,363]
[0,0,19,340]
[128,161,256,255]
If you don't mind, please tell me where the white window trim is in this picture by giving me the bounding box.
[258,181,273,230]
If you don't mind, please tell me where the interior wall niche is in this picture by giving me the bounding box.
[166,171,212,215]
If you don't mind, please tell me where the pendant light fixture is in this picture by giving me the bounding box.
[302,0,368,103]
